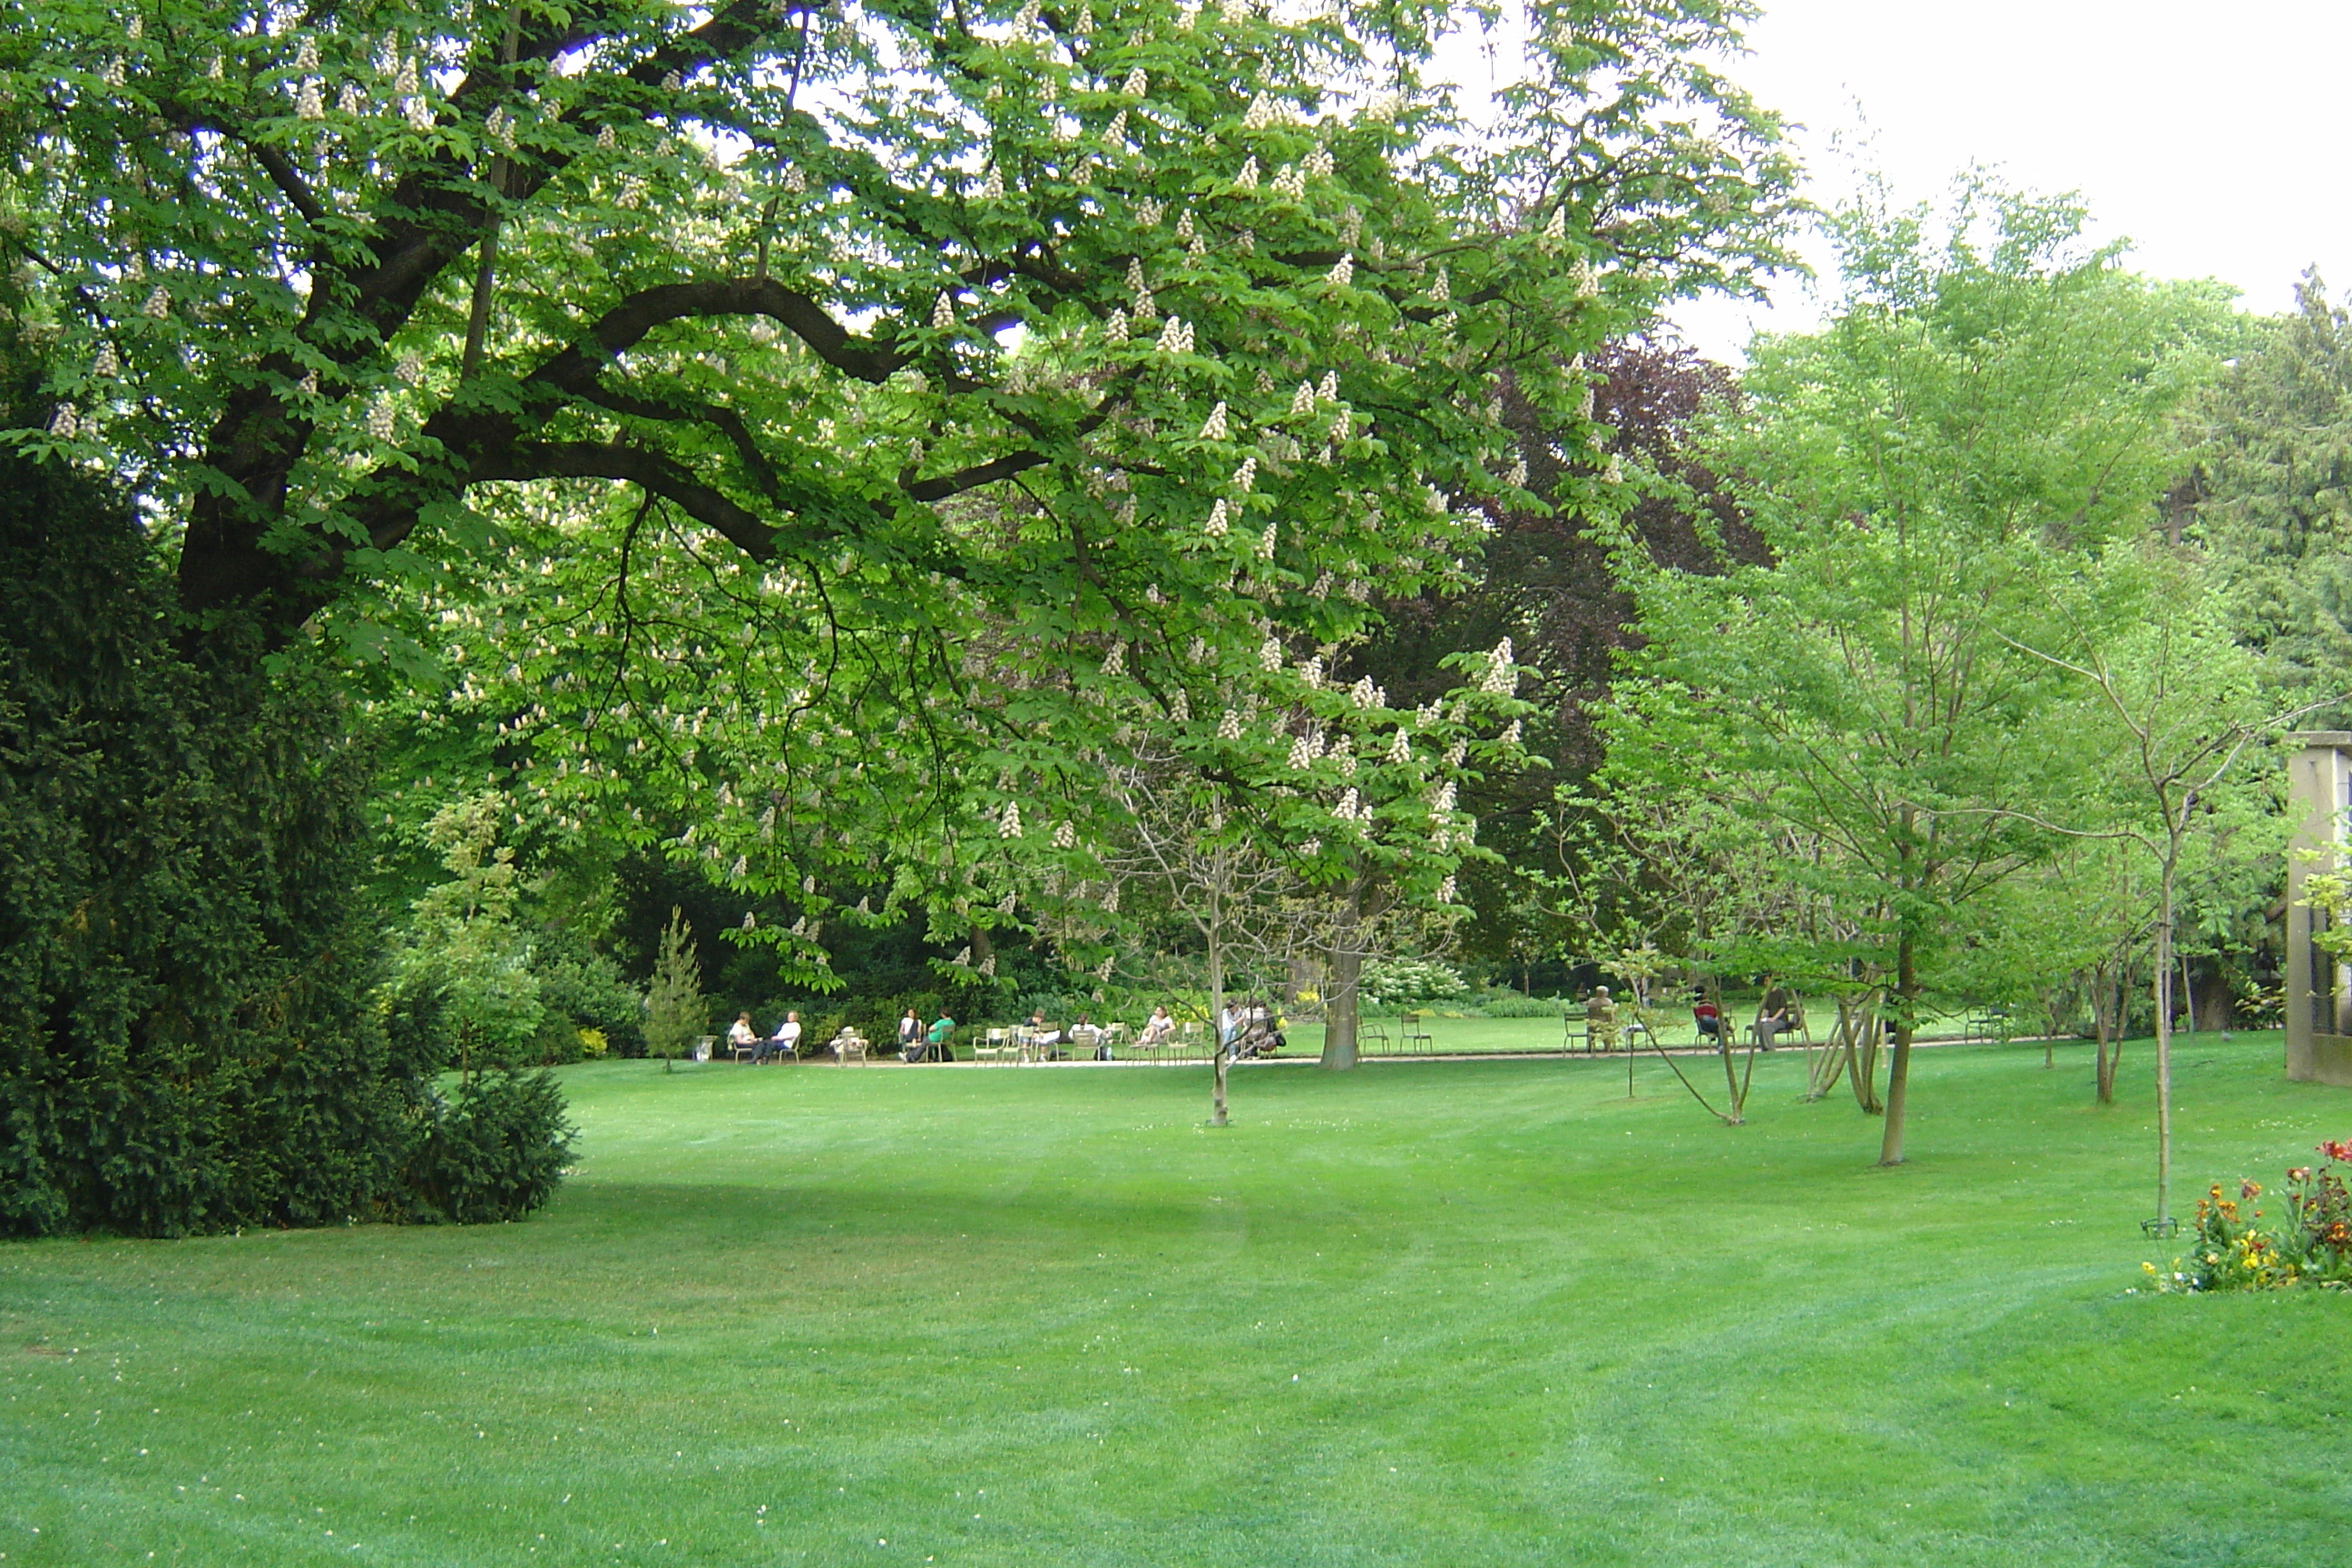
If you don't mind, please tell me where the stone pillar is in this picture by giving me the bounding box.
[2286,732,2352,1085]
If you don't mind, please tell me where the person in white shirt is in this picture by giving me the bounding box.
[759,1010,801,1063]
[728,1012,758,1058]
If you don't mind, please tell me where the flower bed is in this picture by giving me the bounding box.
[2144,1141,2352,1291]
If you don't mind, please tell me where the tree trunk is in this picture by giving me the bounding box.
[2093,962,2119,1105]
[1208,927,1229,1127]
[1712,976,1745,1124]
[1320,877,1364,1071]
[1877,936,1916,1165]
[2153,877,2177,1225]
[1849,1002,1884,1114]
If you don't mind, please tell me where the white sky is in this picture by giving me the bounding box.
[1660,0,2352,362]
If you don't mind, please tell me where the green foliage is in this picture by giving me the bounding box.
[0,352,419,1237]
[406,1068,576,1225]
[387,795,545,1074]
[2189,271,2352,716]
[643,906,706,1063]
[1358,956,1467,1004]
[1471,991,1569,1018]
[527,933,645,1062]
[0,0,1798,1007]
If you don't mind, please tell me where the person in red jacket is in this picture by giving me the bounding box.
[1691,988,1724,1046]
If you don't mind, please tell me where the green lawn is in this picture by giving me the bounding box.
[5,1032,2349,1566]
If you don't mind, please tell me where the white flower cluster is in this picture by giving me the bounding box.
[1348,676,1384,710]
[998,800,1024,838]
[1438,874,1457,903]
[296,79,325,120]
[1428,779,1457,813]
[1217,708,1242,740]
[1101,642,1125,679]
[1122,68,1147,95]
[47,404,77,439]
[1429,268,1449,304]
[980,165,1004,200]
[142,286,171,320]
[1289,380,1316,416]
[485,104,515,152]
[1053,820,1076,849]
[1198,401,1229,440]
[1204,498,1230,537]
[1327,254,1353,287]
[1258,635,1283,671]
[1234,156,1259,191]
[1231,456,1257,492]
[91,343,119,378]
[1155,317,1194,354]
[931,292,956,329]
[1256,522,1276,559]
[1305,143,1334,180]
[1273,163,1304,200]
[366,397,395,442]
[1387,729,1411,764]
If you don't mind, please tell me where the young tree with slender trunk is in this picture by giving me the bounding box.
[1606,176,2235,1167]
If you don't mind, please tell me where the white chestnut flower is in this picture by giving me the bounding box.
[1198,401,1229,440]
[1204,498,1230,537]
[1327,254,1353,287]
[1256,522,1276,559]
[1217,708,1241,740]
[142,286,171,319]
[1122,68,1147,95]
[999,800,1024,838]
[296,79,324,120]
[1258,635,1283,671]
[1053,820,1076,849]
[47,404,78,439]
[1234,156,1259,191]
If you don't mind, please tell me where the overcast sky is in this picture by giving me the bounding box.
[1658,0,2352,361]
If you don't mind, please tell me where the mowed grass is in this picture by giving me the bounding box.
[5,1031,2350,1566]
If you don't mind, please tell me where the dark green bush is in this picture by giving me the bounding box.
[406,1069,577,1225]
[0,338,569,1235]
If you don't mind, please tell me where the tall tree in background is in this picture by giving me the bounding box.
[2189,271,2352,712]
[1608,177,2233,1168]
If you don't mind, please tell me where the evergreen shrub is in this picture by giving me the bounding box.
[0,346,569,1235]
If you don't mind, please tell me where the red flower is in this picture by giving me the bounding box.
[2318,1139,2352,1163]
[2241,1180,2264,1200]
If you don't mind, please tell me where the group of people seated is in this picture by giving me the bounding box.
[1691,984,1798,1049]
[727,1010,801,1063]
[1582,982,1801,1052]
[720,1000,1281,1065]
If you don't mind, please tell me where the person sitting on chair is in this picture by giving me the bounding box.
[897,1007,925,1062]
[1586,986,1620,1053]
[729,1012,759,1059]
[1755,984,1794,1051]
[1027,1011,1066,1057]
[926,1013,956,1059]
[1692,989,1724,1045]
[1139,1005,1174,1048]
[760,1009,801,1063]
